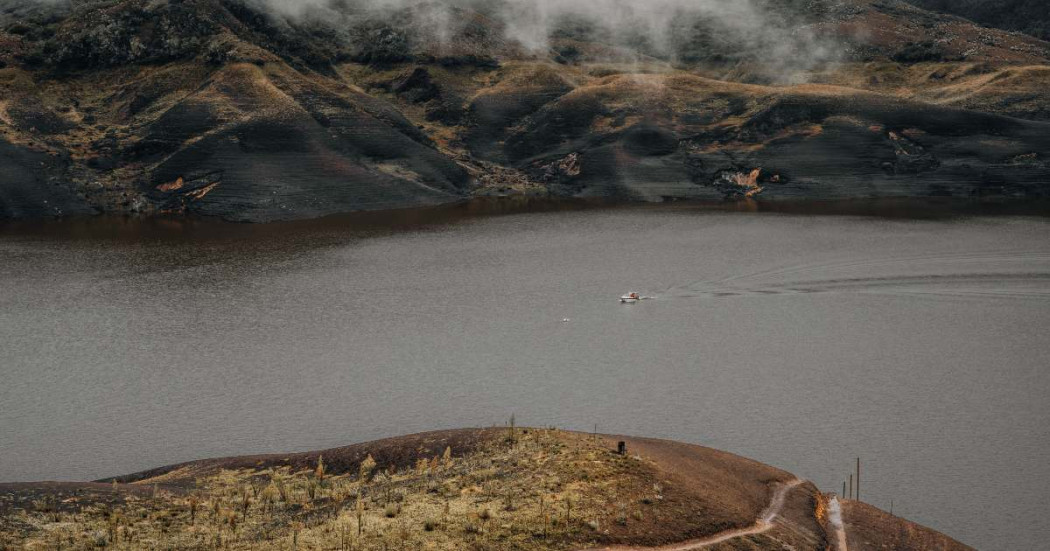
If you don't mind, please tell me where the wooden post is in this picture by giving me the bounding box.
[842,481,846,497]
[856,458,861,502]
[849,474,853,499]
[617,441,626,455]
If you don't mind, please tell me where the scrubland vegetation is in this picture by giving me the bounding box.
[1,429,666,551]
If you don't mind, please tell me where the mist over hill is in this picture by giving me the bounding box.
[2,0,840,76]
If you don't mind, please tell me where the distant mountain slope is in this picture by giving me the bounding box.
[905,0,1049,41]
[1,0,1049,221]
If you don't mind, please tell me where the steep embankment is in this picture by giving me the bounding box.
[0,429,970,551]
[2,0,1049,221]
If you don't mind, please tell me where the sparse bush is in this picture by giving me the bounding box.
[203,40,233,65]
[356,498,365,536]
[315,455,326,483]
[353,24,410,64]
[359,454,377,481]
[90,530,108,547]
[892,41,956,63]
[271,472,289,503]
[260,482,279,509]
[7,23,31,36]
[504,493,516,512]
[188,491,198,522]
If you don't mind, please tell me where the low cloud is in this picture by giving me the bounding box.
[8,0,839,78]
[255,0,839,75]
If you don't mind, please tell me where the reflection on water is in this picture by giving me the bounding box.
[4,196,1049,243]
[2,198,1049,551]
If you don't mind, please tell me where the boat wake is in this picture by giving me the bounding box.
[664,250,1050,302]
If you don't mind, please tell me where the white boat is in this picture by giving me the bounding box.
[620,292,641,303]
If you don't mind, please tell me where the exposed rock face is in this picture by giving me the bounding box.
[1,0,1048,221]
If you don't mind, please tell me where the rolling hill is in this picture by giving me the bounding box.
[1,0,1048,221]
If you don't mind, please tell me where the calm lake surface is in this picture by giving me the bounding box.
[2,200,1049,550]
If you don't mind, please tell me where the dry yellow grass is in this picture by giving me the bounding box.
[1,430,672,551]
[3,429,972,551]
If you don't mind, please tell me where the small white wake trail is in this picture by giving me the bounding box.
[827,496,849,551]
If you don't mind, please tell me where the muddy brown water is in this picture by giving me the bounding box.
[2,199,1049,550]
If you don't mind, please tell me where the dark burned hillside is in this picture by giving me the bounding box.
[1,0,1049,221]
[906,0,1050,41]
[1,0,519,71]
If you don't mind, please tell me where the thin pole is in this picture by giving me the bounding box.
[842,481,846,497]
[849,474,853,499]
[856,457,861,502]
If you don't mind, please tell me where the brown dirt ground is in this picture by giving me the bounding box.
[839,499,976,551]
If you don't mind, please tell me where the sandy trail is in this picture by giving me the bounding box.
[827,497,849,551]
[584,478,804,551]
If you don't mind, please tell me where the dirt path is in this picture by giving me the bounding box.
[583,478,804,551]
[827,497,849,551]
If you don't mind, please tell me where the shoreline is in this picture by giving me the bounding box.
[4,195,1050,238]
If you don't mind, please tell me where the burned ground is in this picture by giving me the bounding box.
[1,0,1049,221]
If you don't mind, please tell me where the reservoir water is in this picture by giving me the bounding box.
[2,200,1049,550]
